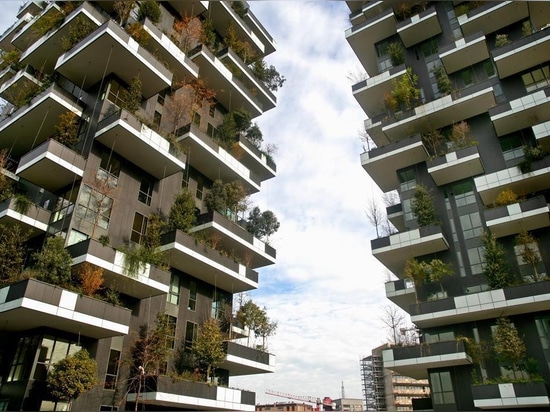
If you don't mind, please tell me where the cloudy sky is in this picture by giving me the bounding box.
[0,0,396,405]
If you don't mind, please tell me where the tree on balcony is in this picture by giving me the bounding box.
[200,18,217,51]
[433,65,453,96]
[54,111,80,147]
[515,230,544,282]
[404,257,453,300]
[204,179,248,222]
[495,33,511,48]
[0,225,27,287]
[121,76,143,114]
[494,188,519,207]
[422,129,445,158]
[519,145,549,173]
[251,59,286,92]
[172,14,202,53]
[482,231,514,289]
[387,42,405,66]
[246,206,280,242]
[46,349,98,411]
[231,1,248,19]
[125,22,151,47]
[113,1,136,26]
[0,49,21,71]
[168,189,197,232]
[411,184,437,226]
[137,1,161,24]
[391,67,420,111]
[493,317,526,380]
[32,236,73,287]
[223,21,256,63]
[60,15,96,52]
[192,318,225,383]
[76,262,104,296]
[449,121,477,151]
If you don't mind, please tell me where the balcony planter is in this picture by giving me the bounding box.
[471,382,550,409]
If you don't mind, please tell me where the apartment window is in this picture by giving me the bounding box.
[100,151,121,178]
[77,185,113,230]
[500,134,524,161]
[39,400,69,411]
[7,336,35,382]
[446,180,476,207]
[522,65,550,92]
[153,111,162,128]
[467,246,485,275]
[402,198,414,222]
[184,321,198,351]
[131,212,148,244]
[430,371,455,405]
[188,280,197,311]
[209,104,215,117]
[32,336,81,381]
[459,212,482,240]
[514,240,545,281]
[168,273,181,305]
[421,37,438,58]
[424,329,455,343]
[207,123,218,139]
[535,316,550,374]
[212,289,231,320]
[138,177,154,206]
[104,349,121,390]
[166,315,177,349]
[397,167,416,192]
[157,89,166,106]
[196,176,204,200]
[100,406,119,411]
[375,39,394,72]
[193,112,201,127]
[483,60,496,78]
[460,68,473,87]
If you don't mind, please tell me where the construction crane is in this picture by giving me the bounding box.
[265,389,333,410]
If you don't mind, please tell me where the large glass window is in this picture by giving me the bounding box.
[76,185,113,230]
[33,336,81,381]
[500,134,524,161]
[421,37,438,58]
[99,151,121,178]
[131,212,147,244]
[424,329,455,343]
[459,212,483,240]
[212,289,231,321]
[184,321,198,351]
[166,315,177,350]
[104,349,120,390]
[168,273,181,305]
[398,167,416,192]
[535,316,550,374]
[138,177,153,206]
[7,336,35,382]
[445,180,476,207]
[467,247,485,275]
[430,371,455,405]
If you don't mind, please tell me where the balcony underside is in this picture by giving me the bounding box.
[440,35,489,74]
[11,3,63,52]
[486,206,550,238]
[397,10,441,48]
[458,2,528,37]
[0,12,33,52]
[235,137,276,181]
[428,150,484,186]
[0,200,50,239]
[494,32,550,79]
[0,70,42,107]
[55,21,172,99]
[353,66,407,117]
[491,89,550,136]
[384,351,471,380]
[166,1,207,20]
[222,343,275,375]
[385,281,416,311]
[533,120,550,151]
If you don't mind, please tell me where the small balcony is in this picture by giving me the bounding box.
[234,134,276,181]
[0,65,43,107]
[387,203,406,232]
[472,382,550,409]
[411,280,550,328]
[11,2,63,52]
[189,45,266,117]
[16,139,86,192]
[0,12,33,52]
[385,278,416,311]
[427,145,484,186]
[95,109,186,180]
[474,156,550,205]
[352,64,407,118]
[382,83,497,142]
[484,195,550,238]
[126,376,255,411]
[160,230,259,293]
[190,211,276,269]
[0,197,51,239]
[490,88,550,137]
[68,238,170,299]
[241,6,276,56]
[371,225,449,276]
[141,18,199,85]
[360,134,429,192]
[439,32,489,74]
[457,1,529,37]
[222,341,275,375]
[382,340,472,380]
[0,278,131,339]
[166,1,208,22]
[19,2,107,75]
[0,83,83,158]
[396,6,441,48]
[176,123,261,194]
[0,66,16,86]
[55,20,172,99]
[345,8,396,76]
[533,120,550,151]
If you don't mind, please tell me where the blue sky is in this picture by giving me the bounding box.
[0,0,394,404]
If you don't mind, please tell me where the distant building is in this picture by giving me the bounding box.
[333,397,365,411]
[257,402,315,411]
[361,344,429,411]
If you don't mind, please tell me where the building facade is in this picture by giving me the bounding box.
[0,1,279,410]
[361,344,429,411]
[347,1,550,411]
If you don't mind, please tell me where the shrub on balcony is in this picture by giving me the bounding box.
[60,15,95,52]
[32,236,73,287]
[0,225,27,287]
[482,231,514,289]
[14,193,32,214]
[251,59,286,92]
[519,145,548,173]
[231,1,247,19]
[223,21,256,63]
[0,49,21,71]
[515,230,545,282]
[522,21,533,37]
[494,188,519,207]
[137,1,161,24]
[391,67,420,111]
[449,121,477,151]
[54,111,80,147]
[495,33,511,48]
[77,262,104,296]
[387,42,405,66]
[433,65,453,96]
[200,18,217,51]
[411,184,437,226]
[192,318,225,383]
[422,129,445,158]
[168,189,197,232]
[125,22,150,47]
[204,179,248,221]
[121,76,143,114]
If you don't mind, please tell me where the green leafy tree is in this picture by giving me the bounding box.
[61,15,95,52]
[255,310,277,351]
[131,312,173,377]
[236,300,264,345]
[391,67,420,110]
[231,1,247,18]
[515,230,543,281]
[246,206,280,241]
[168,189,197,232]
[192,318,226,383]
[482,231,514,289]
[122,76,143,114]
[411,184,437,227]
[46,349,98,411]
[433,65,453,95]
[204,179,248,221]
[245,123,263,148]
[33,236,73,286]
[428,258,454,294]
[387,42,405,66]
[493,317,526,379]
[0,225,27,286]
[251,59,286,92]
[54,111,80,147]
[204,179,227,215]
[137,1,161,23]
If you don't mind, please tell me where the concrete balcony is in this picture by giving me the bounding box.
[11,2,63,52]
[160,230,259,293]
[55,20,172,99]
[493,29,550,80]
[166,1,208,22]
[472,382,550,409]
[0,66,15,86]
[345,8,396,77]
[0,12,33,52]
[0,83,83,158]
[484,195,550,238]
[397,6,441,48]
[371,225,450,276]
[235,134,276,181]
[0,197,50,239]
[68,239,170,299]
[141,18,199,85]
[360,134,429,192]
[352,64,407,118]
[387,203,406,232]
[457,1,528,37]
[95,109,186,180]
[0,65,42,106]
[382,340,472,380]
[474,156,550,205]
[222,341,275,375]
[427,145,484,186]
[126,376,255,411]
[439,32,489,74]
[385,278,416,311]
[241,6,276,56]
[19,2,107,75]
[176,123,261,194]
[533,120,550,151]
[490,88,550,137]
[16,139,85,192]
[411,280,550,328]
[382,83,497,142]
[191,211,276,269]
[0,278,131,339]
[189,45,266,117]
